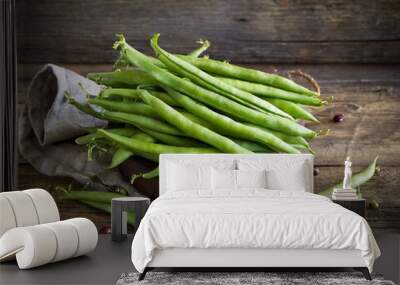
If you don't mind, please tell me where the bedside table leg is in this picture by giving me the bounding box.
[112,201,125,242]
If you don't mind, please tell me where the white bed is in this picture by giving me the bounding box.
[131,154,380,280]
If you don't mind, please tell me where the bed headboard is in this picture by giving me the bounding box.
[159,154,314,196]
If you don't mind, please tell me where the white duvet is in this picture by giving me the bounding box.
[131,190,380,273]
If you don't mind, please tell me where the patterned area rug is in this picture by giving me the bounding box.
[116,272,396,285]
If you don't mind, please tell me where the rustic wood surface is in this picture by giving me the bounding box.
[16,0,400,64]
[15,0,400,232]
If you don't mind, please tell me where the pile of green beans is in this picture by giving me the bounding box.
[70,34,326,181]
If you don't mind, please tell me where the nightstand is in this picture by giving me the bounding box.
[332,198,366,217]
[111,197,150,242]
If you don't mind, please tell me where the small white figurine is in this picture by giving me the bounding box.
[343,156,352,190]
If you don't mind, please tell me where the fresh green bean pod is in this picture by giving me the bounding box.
[232,139,274,153]
[98,129,219,154]
[110,133,157,168]
[179,56,318,97]
[102,111,183,136]
[75,128,138,145]
[318,156,379,197]
[244,123,313,152]
[187,39,210,58]
[100,88,179,107]
[139,90,252,154]
[142,166,159,179]
[140,128,206,147]
[216,77,323,106]
[87,69,157,88]
[113,35,316,139]
[131,166,160,183]
[65,92,106,120]
[266,98,319,123]
[165,88,300,153]
[110,147,134,168]
[88,98,161,119]
[99,88,142,100]
[151,34,293,120]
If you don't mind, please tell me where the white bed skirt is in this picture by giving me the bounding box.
[148,248,366,268]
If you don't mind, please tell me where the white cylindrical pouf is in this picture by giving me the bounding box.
[23,189,60,224]
[1,192,39,227]
[0,196,17,237]
[66,218,98,257]
[42,221,79,262]
[0,226,57,269]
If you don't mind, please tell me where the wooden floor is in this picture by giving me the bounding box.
[1,234,399,285]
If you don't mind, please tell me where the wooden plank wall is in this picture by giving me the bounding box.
[16,0,400,232]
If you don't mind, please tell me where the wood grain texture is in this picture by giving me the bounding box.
[16,0,400,64]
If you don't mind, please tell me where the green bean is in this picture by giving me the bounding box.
[140,128,206,147]
[179,56,318,97]
[139,90,252,154]
[110,147,134,168]
[75,128,138,145]
[98,129,219,154]
[102,111,183,136]
[131,166,159,183]
[232,139,273,153]
[110,133,157,168]
[151,34,293,120]
[88,97,161,119]
[100,88,180,107]
[178,108,310,152]
[65,91,106,120]
[243,122,313,152]
[319,156,379,197]
[266,98,319,123]
[87,69,157,88]
[142,166,159,179]
[165,88,300,153]
[99,88,142,100]
[113,35,316,139]
[188,39,210,58]
[216,77,323,106]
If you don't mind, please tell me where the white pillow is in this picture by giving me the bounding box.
[236,169,268,189]
[167,163,212,192]
[237,158,310,192]
[212,168,237,191]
